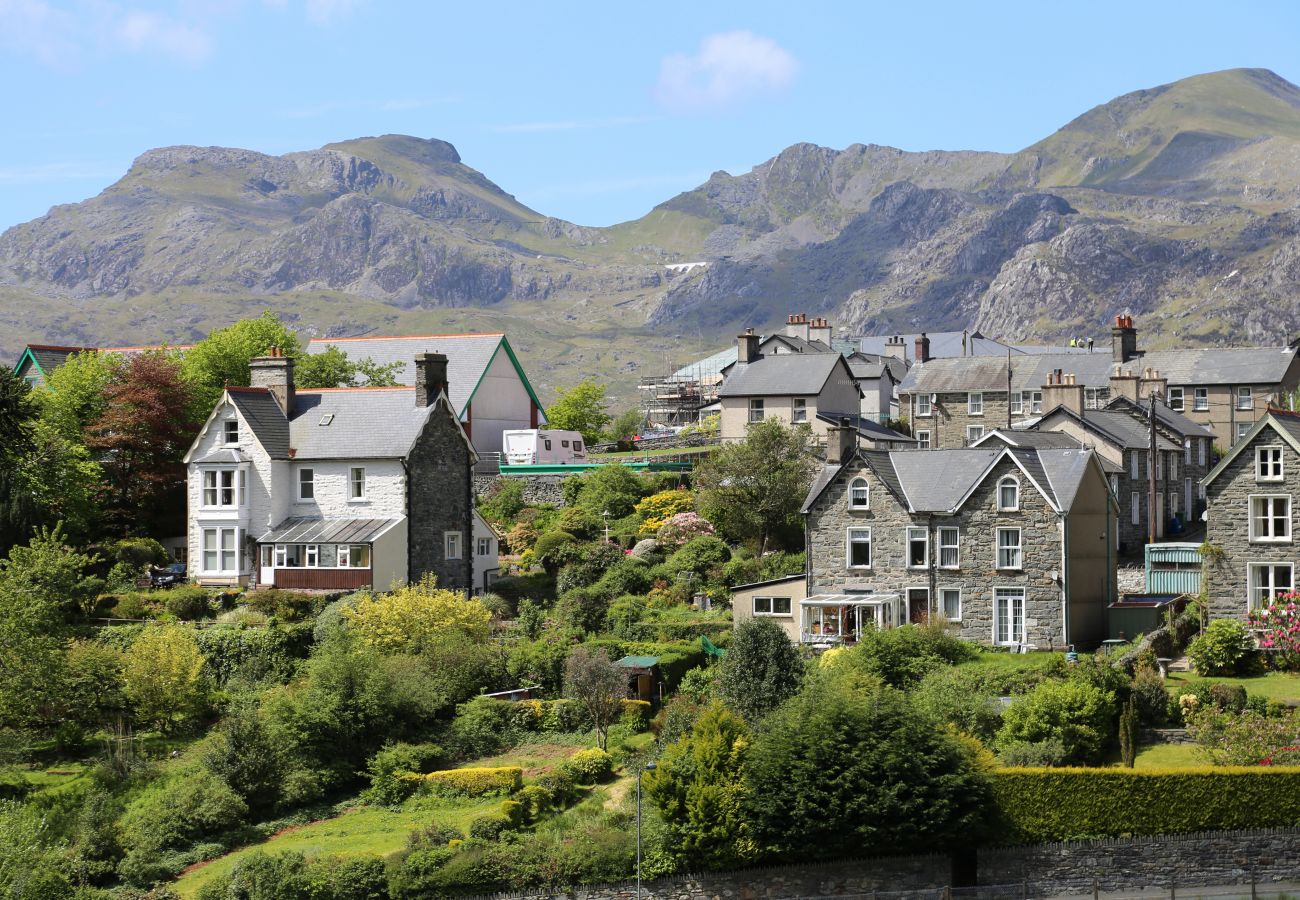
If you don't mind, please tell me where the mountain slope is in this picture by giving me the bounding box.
[4,68,1300,401]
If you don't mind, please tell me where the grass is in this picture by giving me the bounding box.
[21,761,90,796]
[1166,671,1300,703]
[959,650,1065,673]
[1130,743,1205,769]
[173,797,499,898]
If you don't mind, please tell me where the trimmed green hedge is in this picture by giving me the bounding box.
[421,767,523,798]
[991,767,1300,844]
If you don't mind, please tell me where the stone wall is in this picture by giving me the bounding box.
[907,390,1017,450]
[475,473,570,507]
[407,403,475,591]
[1205,421,1300,619]
[806,454,1067,648]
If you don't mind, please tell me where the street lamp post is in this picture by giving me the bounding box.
[603,508,611,543]
[637,761,657,900]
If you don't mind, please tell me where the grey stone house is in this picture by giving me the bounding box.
[183,350,475,593]
[798,423,1118,650]
[1202,409,1300,620]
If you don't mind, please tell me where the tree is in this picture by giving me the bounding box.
[694,419,816,553]
[181,310,302,403]
[644,703,754,868]
[545,379,611,444]
[295,345,402,389]
[32,350,121,441]
[0,524,102,621]
[717,618,803,722]
[85,352,203,537]
[569,463,648,519]
[0,370,37,554]
[605,408,643,443]
[203,703,287,815]
[563,646,625,750]
[342,575,491,653]
[744,675,990,860]
[122,625,207,732]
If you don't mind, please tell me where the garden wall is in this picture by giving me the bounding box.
[475,473,568,507]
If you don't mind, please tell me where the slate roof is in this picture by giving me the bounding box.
[815,412,915,444]
[15,345,95,376]
[1103,396,1216,438]
[718,353,851,398]
[304,333,532,417]
[258,516,403,544]
[1036,407,1181,452]
[1204,409,1300,487]
[858,331,1035,361]
[973,429,1084,450]
[227,389,291,459]
[845,352,905,383]
[801,447,1103,516]
[900,346,1300,393]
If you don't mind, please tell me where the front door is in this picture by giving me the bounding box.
[259,545,275,587]
[907,587,930,624]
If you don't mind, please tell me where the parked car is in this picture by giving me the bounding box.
[150,563,187,588]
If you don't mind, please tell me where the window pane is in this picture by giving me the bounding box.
[754,597,771,614]
[773,597,791,615]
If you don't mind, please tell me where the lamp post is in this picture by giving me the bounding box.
[636,761,656,900]
[603,508,611,543]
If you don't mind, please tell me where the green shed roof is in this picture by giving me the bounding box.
[615,655,659,669]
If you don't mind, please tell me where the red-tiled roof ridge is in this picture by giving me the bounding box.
[225,385,272,394]
[101,344,196,352]
[26,344,96,353]
[297,386,414,393]
[308,332,505,343]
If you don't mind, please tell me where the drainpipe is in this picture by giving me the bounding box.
[1060,514,1069,650]
[928,514,938,621]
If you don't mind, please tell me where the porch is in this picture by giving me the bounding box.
[800,593,903,648]
[256,517,404,591]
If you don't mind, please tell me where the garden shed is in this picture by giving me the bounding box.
[1145,542,1202,595]
[614,655,659,703]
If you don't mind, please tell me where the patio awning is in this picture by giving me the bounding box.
[257,517,403,545]
[803,593,901,607]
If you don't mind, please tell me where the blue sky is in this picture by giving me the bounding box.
[2,0,1299,230]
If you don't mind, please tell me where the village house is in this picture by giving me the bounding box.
[740,422,1118,650]
[12,341,195,387]
[472,509,501,596]
[1202,408,1300,620]
[182,349,475,593]
[305,333,546,460]
[898,316,1300,449]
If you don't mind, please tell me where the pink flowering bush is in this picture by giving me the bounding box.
[655,512,715,549]
[1247,594,1300,671]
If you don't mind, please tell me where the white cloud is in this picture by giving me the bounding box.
[116,10,212,64]
[492,115,654,134]
[0,0,80,67]
[655,30,798,111]
[303,0,364,25]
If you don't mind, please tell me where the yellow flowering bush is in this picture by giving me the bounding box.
[343,574,491,652]
[635,489,696,536]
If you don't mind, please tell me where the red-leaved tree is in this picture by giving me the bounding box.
[85,353,202,537]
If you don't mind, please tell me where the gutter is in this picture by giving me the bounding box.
[1060,513,1069,649]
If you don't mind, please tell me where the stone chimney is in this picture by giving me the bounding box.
[826,416,857,465]
[736,328,761,366]
[809,316,833,347]
[1042,369,1085,416]
[915,332,931,364]
[414,352,449,408]
[249,347,295,416]
[1112,313,1139,364]
[1109,364,1140,403]
[884,335,907,362]
[785,312,811,342]
[1139,367,1167,402]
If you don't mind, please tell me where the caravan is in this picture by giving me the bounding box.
[502,429,589,465]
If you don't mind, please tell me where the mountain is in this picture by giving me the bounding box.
[4,67,1300,401]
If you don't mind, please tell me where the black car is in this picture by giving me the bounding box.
[150,563,187,588]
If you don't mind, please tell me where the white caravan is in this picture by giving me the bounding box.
[502,429,589,465]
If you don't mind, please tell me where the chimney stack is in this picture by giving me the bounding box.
[809,316,833,347]
[786,312,811,342]
[1043,369,1085,416]
[1112,313,1139,364]
[736,328,761,366]
[249,347,295,416]
[883,335,907,362]
[415,352,449,408]
[1139,367,1167,402]
[1109,364,1140,403]
[915,332,931,363]
[826,416,857,465]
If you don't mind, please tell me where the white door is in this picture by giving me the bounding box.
[260,545,275,586]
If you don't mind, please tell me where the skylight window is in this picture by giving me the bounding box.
[319,414,334,426]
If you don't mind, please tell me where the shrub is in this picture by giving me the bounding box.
[990,768,1300,844]
[556,543,625,593]
[163,586,213,621]
[560,748,613,783]
[832,623,978,690]
[667,536,731,579]
[998,738,1068,768]
[1130,665,1170,726]
[245,589,319,622]
[1188,619,1255,676]
[365,743,444,805]
[304,854,388,900]
[556,506,602,540]
[450,697,519,757]
[1247,596,1300,670]
[468,812,515,840]
[621,699,652,731]
[1209,683,1249,712]
[655,512,715,549]
[912,665,1005,742]
[996,679,1116,765]
[422,767,523,798]
[118,769,248,884]
[718,618,803,722]
[1187,708,1300,765]
[111,593,157,620]
[196,624,310,686]
[479,479,526,526]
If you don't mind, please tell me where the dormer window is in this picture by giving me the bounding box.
[1257,446,1284,482]
[849,477,869,510]
[997,476,1020,512]
[223,419,239,445]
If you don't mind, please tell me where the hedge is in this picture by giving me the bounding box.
[991,768,1300,844]
[421,767,523,798]
[560,748,613,783]
[621,699,651,730]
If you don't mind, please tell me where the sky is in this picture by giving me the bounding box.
[2,0,1299,230]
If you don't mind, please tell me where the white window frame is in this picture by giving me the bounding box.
[938,527,960,568]
[940,587,962,622]
[298,467,315,501]
[849,477,870,510]
[994,587,1027,646]
[1170,454,1178,480]
[336,544,350,567]
[1249,494,1292,543]
[222,419,239,445]
[200,526,239,575]
[1249,562,1294,610]
[916,430,931,450]
[996,527,1023,570]
[1193,387,1209,411]
[349,466,367,500]
[1009,393,1023,416]
[1237,422,1253,443]
[967,392,984,416]
[847,527,872,570]
[1084,388,1102,411]
[274,544,288,567]
[1237,387,1254,411]
[748,398,765,424]
[1199,439,1207,467]
[1109,474,1119,498]
[1257,446,1284,482]
[966,425,984,445]
[305,544,319,568]
[1184,437,1192,465]
[1029,391,1043,414]
[477,536,492,557]
[792,398,807,424]
[1131,492,1140,526]
[753,596,793,617]
[1167,387,1184,412]
[445,531,463,560]
[1155,452,1163,481]
[201,468,239,509]
[997,475,1020,512]
[916,394,932,418]
[1129,452,1139,480]
[906,526,930,570]
[1170,490,1179,516]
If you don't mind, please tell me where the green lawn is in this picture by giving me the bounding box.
[174,798,498,898]
[1166,671,1300,703]
[21,762,90,796]
[1130,743,1205,769]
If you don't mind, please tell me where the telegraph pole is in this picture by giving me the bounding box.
[1148,391,1159,546]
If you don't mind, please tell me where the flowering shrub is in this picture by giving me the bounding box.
[636,490,697,536]
[1186,707,1300,766]
[1260,745,1300,766]
[656,512,716,549]
[1248,595,1300,671]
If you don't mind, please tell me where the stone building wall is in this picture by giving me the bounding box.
[407,403,475,592]
[907,390,1016,450]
